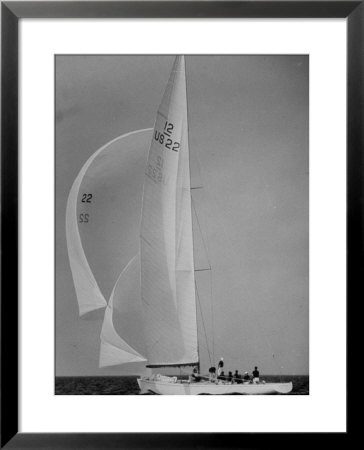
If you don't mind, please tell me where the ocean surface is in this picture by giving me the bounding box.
[55,375,308,395]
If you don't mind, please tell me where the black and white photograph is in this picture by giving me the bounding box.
[55,55,309,395]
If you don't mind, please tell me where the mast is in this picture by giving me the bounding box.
[184,55,201,374]
[185,57,216,373]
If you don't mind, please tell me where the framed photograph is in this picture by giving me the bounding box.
[1,1,356,447]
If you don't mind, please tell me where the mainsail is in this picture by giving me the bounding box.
[99,55,199,368]
[140,55,198,367]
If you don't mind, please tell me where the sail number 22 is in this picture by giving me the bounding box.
[154,121,180,152]
[79,193,92,223]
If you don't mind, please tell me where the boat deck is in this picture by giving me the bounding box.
[138,377,293,395]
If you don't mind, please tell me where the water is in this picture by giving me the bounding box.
[55,375,308,395]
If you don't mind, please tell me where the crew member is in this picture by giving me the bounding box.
[217,370,225,381]
[208,366,216,382]
[217,358,224,377]
[252,366,260,383]
[191,366,201,382]
[243,371,251,383]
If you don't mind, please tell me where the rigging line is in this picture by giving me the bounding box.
[196,289,212,368]
[195,279,212,367]
[183,54,202,193]
[191,196,215,363]
[194,176,277,371]
[208,313,281,376]
[272,353,283,383]
[191,198,211,270]
[209,341,247,366]
[185,56,215,368]
[194,160,243,279]
[210,271,215,364]
[253,308,282,377]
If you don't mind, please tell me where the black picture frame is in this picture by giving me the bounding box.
[1,1,357,448]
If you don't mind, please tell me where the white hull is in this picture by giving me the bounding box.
[137,378,293,395]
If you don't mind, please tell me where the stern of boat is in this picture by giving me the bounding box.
[275,382,293,394]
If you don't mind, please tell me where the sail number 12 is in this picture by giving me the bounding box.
[154,121,180,152]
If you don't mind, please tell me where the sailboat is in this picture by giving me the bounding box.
[67,55,293,394]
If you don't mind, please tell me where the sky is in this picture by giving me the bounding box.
[56,55,308,376]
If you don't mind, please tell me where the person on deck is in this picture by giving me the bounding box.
[227,371,233,383]
[234,370,242,384]
[243,371,251,383]
[217,358,224,377]
[190,367,201,383]
[217,370,225,381]
[252,366,260,383]
[208,366,217,382]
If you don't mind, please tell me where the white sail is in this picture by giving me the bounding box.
[99,254,147,367]
[66,129,152,316]
[140,56,198,367]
